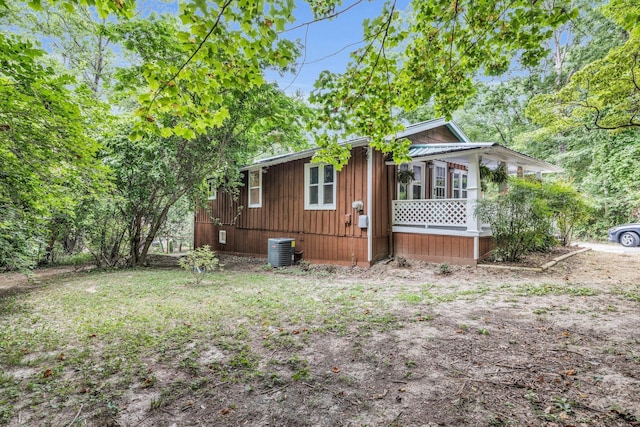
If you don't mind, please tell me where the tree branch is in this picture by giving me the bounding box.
[146,0,233,113]
[280,0,365,34]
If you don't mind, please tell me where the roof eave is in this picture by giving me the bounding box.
[386,145,563,174]
[395,118,472,143]
[240,137,370,170]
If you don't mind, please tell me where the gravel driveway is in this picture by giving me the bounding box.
[574,241,640,254]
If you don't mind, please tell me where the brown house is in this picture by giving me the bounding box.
[194,119,562,267]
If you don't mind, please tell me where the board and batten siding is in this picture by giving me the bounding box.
[195,146,378,267]
[407,126,460,144]
[195,122,497,266]
[393,234,494,265]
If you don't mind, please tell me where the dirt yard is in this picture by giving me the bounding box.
[1,248,639,426]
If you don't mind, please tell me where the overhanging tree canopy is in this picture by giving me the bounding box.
[16,0,576,166]
[527,0,640,132]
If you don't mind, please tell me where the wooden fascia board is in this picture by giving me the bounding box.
[446,121,472,143]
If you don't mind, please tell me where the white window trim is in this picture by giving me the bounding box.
[431,160,448,199]
[207,178,217,200]
[248,169,262,208]
[452,169,468,199]
[397,162,426,200]
[304,163,337,210]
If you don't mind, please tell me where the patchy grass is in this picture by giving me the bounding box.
[0,268,402,425]
[1,261,639,426]
[511,283,598,296]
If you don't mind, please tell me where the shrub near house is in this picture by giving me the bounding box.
[476,178,589,261]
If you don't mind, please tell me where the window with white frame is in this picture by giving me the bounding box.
[248,169,262,208]
[398,163,425,200]
[207,178,217,200]
[304,163,336,210]
[452,169,468,199]
[432,161,447,199]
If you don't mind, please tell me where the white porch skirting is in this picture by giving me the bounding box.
[392,199,468,227]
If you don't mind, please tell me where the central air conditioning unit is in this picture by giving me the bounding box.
[267,238,295,267]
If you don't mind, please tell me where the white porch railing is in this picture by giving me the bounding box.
[392,199,468,227]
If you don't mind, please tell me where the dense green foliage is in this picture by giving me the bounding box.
[476,178,589,260]
[528,0,640,132]
[476,179,556,262]
[1,6,310,268]
[543,181,591,246]
[2,0,638,269]
[308,1,576,166]
[0,30,107,270]
[454,0,640,236]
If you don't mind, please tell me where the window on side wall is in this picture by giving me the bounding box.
[304,163,336,210]
[248,169,262,208]
[207,178,217,200]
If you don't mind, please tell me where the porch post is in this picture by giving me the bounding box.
[466,154,482,234]
[498,161,508,193]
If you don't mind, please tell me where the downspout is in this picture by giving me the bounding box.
[367,147,373,264]
[388,164,394,258]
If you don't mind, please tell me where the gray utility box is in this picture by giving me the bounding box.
[267,238,295,267]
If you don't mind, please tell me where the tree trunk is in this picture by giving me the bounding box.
[129,214,143,266]
[138,204,172,266]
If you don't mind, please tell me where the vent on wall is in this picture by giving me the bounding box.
[219,230,227,244]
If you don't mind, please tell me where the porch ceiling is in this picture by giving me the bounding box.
[386,143,563,174]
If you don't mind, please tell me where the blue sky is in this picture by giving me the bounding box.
[262,0,412,95]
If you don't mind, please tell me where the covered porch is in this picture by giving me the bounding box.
[386,143,563,263]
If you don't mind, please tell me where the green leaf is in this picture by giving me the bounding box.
[160,127,174,138]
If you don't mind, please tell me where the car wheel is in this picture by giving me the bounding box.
[619,231,640,247]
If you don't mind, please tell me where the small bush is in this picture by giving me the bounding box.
[395,256,410,268]
[543,180,591,246]
[178,245,223,284]
[437,263,451,275]
[476,178,555,262]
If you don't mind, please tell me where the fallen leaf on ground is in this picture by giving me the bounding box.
[373,389,388,399]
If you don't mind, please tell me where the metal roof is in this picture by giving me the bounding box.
[240,137,369,171]
[240,118,470,170]
[392,143,563,174]
[237,120,561,174]
[407,143,494,157]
